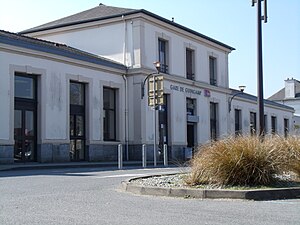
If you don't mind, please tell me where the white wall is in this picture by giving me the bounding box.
[142,21,229,88]
[33,22,127,65]
[230,98,294,136]
[0,48,125,145]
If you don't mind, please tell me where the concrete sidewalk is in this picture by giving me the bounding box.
[0,161,170,172]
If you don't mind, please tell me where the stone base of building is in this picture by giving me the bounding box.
[0,145,14,164]
[38,143,70,163]
[0,143,190,164]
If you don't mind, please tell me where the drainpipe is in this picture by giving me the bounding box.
[122,15,129,160]
[122,72,129,161]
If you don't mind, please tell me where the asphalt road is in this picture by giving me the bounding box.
[0,166,299,225]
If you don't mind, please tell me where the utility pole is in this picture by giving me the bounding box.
[252,0,268,137]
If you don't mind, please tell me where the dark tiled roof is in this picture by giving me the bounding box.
[21,4,136,34]
[230,89,294,111]
[20,4,235,51]
[0,30,126,70]
[268,88,285,101]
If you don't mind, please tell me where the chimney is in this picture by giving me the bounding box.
[285,78,298,99]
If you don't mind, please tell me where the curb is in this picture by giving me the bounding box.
[121,176,300,201]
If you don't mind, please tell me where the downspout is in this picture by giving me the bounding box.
[122,73,129,161]
[122,15,129,161]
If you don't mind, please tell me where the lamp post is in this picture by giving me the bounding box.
[228,85,246,112]
[141,62,161,166]
[252,0,268,136]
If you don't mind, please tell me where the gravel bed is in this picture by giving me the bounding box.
[131,173,300,190]
[131,174,189,188]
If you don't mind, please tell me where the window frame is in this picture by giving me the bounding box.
[186,48,195,80]
[250,112,257,135]
[209,56,217,86]
[210,102,218,141]
[271,116,277,135]
[234,109,242,136]
[103,87,117,141]
[158,38,169,74]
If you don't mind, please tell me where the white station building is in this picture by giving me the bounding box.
[0,4,295,164]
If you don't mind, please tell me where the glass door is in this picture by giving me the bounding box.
[14,74,37,162]
[70,82,86,161]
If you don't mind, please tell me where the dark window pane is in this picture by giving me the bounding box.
[103,87,116,141]
[271,116,277,134]
[158,39,168,73]
[210,102,218,140]
[14,110,22,137]
[70,82,84,105]
[25,111,34,136]
[70,115,74,136]
[186,49,194,80]
[103,88,115,109]
[76,116,84,136]
[15,76,35,99]
[24,140,34,160]
[14,140,23,160]
[250,112,257,135]
[70,140,76,160]
[209,57,217,85]
[186,98,195,115]
[235,109,242,135]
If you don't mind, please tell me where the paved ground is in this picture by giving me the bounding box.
[0,166,299,225]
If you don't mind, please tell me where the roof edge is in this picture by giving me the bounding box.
[20,9,235,51]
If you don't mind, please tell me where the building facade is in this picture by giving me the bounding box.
[268,78,300,134]
[0,4,295,164]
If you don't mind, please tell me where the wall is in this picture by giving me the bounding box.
[230,97,294,136]
[0,46,125,163]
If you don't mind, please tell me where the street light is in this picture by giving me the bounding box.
[141,62,160,99]
[141,61,161,166]
[252,0,268,136]
[228,85,246,112]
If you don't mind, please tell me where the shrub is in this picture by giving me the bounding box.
[276,135,300,176]
[186,135,297,187]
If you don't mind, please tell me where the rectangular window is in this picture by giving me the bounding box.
[70,82,85,106]
[250,112,257,135]
[158,39,168,73]
[69,81,86,161]
[271,116,277,135]
[186,98,196,116]
[234,109,242,136]
[186,48,195,80]
[264,115,268,134]
[209,56,217,86]
[210,102,218,141]
[103,87,116,141]
[15,75,36,99]
[284,118,289,137]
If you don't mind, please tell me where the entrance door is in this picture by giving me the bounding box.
[70,82,85,161]
[187,123,195,148]
[14,74,37,162]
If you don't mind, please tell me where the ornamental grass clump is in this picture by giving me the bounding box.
[186,136,286,187]
[275,135,300,176]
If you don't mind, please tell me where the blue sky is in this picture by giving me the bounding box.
[1,0,299,98]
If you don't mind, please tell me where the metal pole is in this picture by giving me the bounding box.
[257,0,265,136]
[142,144,147,168]
[163,144,168,166]
[118,144,123,169]
[153,74,157,166]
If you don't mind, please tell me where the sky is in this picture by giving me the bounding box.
[0,0,299,98]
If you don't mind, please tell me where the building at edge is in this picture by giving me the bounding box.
[0,4,295,164]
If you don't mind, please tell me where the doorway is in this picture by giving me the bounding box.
[69,82,86,161]
[14,74,37,162]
